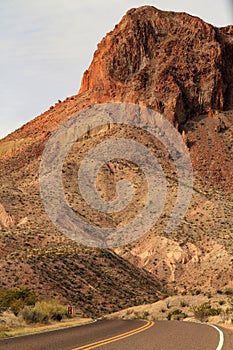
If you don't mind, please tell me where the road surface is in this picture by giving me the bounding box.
[0,319,232,350]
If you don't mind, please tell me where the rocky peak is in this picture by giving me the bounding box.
[79,6,233,128]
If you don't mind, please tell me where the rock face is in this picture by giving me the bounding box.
[116,234,233,292]
[80,6,233,128]
[0,203,15,228]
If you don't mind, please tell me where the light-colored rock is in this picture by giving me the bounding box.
[0,203,15,228]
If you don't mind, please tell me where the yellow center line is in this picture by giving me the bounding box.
[72,320,154,350]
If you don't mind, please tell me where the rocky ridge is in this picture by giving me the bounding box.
[80,6,233,127]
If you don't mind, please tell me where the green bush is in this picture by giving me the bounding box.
[21,306,49,324]
[207,307,222,316]
[0,288,37,315]
[167,309,188,321]
[225,289,233,296]
[20,300,67,324]
[191,302,221,322]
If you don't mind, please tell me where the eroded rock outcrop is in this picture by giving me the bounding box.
[0,203,15,228]
[80,6,233,128]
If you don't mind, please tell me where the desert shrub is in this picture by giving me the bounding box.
[191,303,208,322]
[180,300,189,307]
[205,292,212,299]
[126,309,133,316]
[141,311,149,319]
[10,299,27,316]
[132,311,140,319]
[0,310,25,328]
[206,307,221,316]
[21,306,49,324]
[191,302,221,322]
[225,289,233,296]
[167,309,188,321]
[36,300,67,321]
[0,288,37,315]
[20,300,67,324]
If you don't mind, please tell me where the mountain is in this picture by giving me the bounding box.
[0,6,233,315]
[79,5,233,193]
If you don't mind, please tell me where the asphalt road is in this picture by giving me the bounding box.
[0,319,232,350]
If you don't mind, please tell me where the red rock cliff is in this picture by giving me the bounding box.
[79,6,233,128]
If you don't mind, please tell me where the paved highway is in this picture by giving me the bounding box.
[0,319,232,350]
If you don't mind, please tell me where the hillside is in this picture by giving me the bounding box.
[0,6,233,315]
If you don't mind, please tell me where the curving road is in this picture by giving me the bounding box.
[0,319,232,350]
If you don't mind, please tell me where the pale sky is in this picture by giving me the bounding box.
[0,0,232,139]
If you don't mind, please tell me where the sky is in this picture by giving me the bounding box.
[0,0,232,139]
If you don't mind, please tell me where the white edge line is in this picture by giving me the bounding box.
[207,324,224,350]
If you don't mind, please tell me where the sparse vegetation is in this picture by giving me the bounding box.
[0,288,37,316]
[167,309,188,321]
[180,300,189,308]
[0,288,70,332]
[20,300,67,324]
[105,294,233,327]
[191,302,222,322]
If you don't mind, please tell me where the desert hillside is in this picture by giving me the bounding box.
[0,6,232,316]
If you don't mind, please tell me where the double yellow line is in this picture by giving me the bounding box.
[73,320,154,350]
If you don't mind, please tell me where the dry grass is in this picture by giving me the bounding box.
[0,315,92,338]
